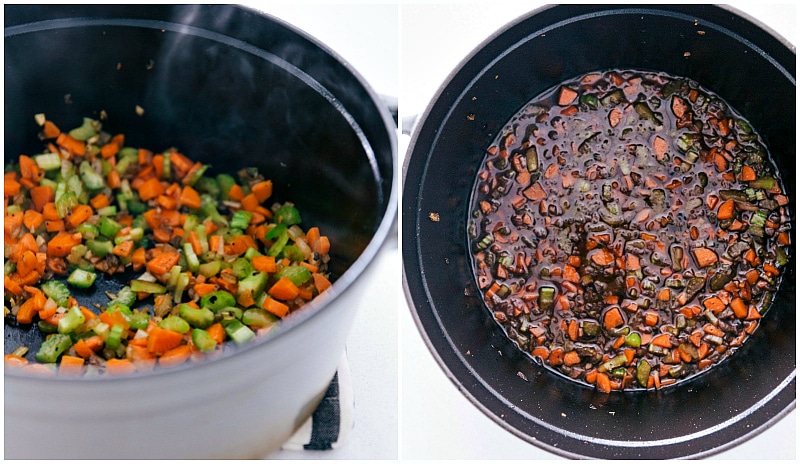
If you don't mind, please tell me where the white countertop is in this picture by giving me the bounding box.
[243,1,794,460]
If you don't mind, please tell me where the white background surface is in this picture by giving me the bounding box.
[242,1,795,460]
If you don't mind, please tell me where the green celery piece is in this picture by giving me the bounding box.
[55,191,78,218]
[35,334,73,363]
[275,265,312,286]
[173,272,190,303]
[35,153,62,171]
[67,268,97,288]
[191,328,217,352]
[230,210,253,230]
[58,306,86,334]
[98,217,123,238]
[216,173,236,200]
[76,222,99,240]
[159,316,191,334]
[109,286,137,307]
[242,308,278,329]
[201,290,237,312]
[183,242,200,274]
[198,260,222,278]
[96,205,118,217]
[86,238,113,258]
[105,323,125,350]
[235,272,267,298]
[231,257,253,280]
[79,161,105,191]
[179,304,215,329]
[114,227,144,245]
[68,117,97,141]
[264,224,287,241]
[281,245,305,263]
[41,280,71,307]
[267,230,289,257]
[222,319,255,345]
[130,279,166,294]
[200,194,228,225]
[275,204,302,225]
[194,176,221,199]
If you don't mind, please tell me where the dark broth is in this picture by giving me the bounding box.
[468,69,791,391]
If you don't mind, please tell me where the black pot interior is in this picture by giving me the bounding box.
[5,5,394,362]
[403,5,794,459]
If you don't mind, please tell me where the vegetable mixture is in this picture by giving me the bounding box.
[468,70,791,392]
[4,114,333,376]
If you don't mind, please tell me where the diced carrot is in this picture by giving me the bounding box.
[312,273,332,293]
[193,283,218,298]
[137,177,165,201]
[19,155,43,182]
[252,180,273,203]
[522,181,547,201]
[716,199,735,220]
[745,305,762,321]
[56,133,86,156]
[168,150,194,175]
[147,326,184,355]
[650,333,673,348]
[112,240,134,257]
[692,247,718,268]
[45,220,65,232]
[73,339,95,358]
[644,311,659,326]
[41,201,60,220]
[90,193,111,210]
[591,248,615,267]
[47,231,83,257]
[563,350,581,366]
[596,372,611,393]
[15,296,40,324]
[106,358,137,375]
[4,275,23,296]
[100,141,120,159]
[228,183,245,201]
[42,120,61,138]
[729,297,747,319]
[314,236,331,255]
[653,136,668,160]
[5,177,21,196]
[252,255,277,273]
[179,185,202,209]
[146,251,181,277]
[206,323,226,344]
[66,204,93,228]
[740,165,756,182]
[603,307,624,330]
[258,297,287,319]
[240,193,260,212]
[156,194,177,210]
[657,288,671,301]
[702,296,726,314]
[158,345,192,369]
[268,277,300,301]
[5,210,23,237]
[58,355,86,377]
[107,169,121,189]
[22,210,44,233]
[4,354,29,368]
[558,86,578,106]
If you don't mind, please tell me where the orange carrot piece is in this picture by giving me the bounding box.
[19,155,43,182]
[252,255,277,273]
[228,184,245,201]
[730,297,748,319]
[193,283,218,298]
[240,193,260,212]
[106,358,137,375]
[268,277,301,301]
[4,355,29,368]
[107,169,121,189]
[563,350,581,366]
[206,323,226,344]
[112,240,134,258]
[596,372,612,393]
[42,120,61,138]
[4,275,23,296]
[558,86,578,106]
[740,165,756,182]
[137,177,165,201]
[5,177,21,197]
[313,236,330,255]
[251,180,273,203]
[146,251,181,276]
[147,326,184,355]
[179,185,202,209]
[603,307,624,330]
[650,333,673,348]
[261,297,288,318]
[644,312,659,327]
[23,209,44,232]
[58,355,86,376]
[55,133,86,156]
[100,141,120,159]
[702,296,726,314]
[47,231,83,257]
[692,247,718,268]
[716,199,735,220]
[67,204,93,228]
[90,193,111,210]
[158,345,193,369]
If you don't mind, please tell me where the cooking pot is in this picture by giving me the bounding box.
[4,4,396,459]
[402,4,794,459]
